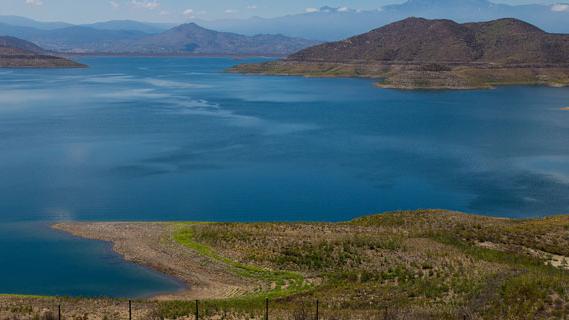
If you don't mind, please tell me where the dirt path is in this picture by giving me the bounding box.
[53,222,258,300]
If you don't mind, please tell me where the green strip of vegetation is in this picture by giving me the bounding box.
[172,223,310,300]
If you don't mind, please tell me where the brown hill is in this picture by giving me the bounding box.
[232,18,569,89]
[0,36,84,68]
[287,17,569,64]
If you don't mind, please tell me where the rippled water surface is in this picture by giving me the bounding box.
[0,57,568,296]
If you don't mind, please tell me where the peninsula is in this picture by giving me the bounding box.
[1,210,562,319]
[0,36,84,68]
[231,18,569,89]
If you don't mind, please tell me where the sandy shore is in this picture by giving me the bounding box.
[52,222,258,300]
[561,107,569,111]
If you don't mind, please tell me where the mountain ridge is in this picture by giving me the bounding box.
[287,17,569,65]
[103,22,319,56]
[0,21,318,55]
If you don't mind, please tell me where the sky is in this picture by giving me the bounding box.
[0,0,562,24]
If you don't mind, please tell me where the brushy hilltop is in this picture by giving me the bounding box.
[0,36,84,68]
[6,210,568,320]
[231,18,569,89]
[287,18,569,64]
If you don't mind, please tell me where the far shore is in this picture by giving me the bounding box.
[230,60,569,90]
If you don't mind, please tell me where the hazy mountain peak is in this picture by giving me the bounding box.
[172,22,211,33]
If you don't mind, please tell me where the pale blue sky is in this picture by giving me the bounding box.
[0,0,560,24]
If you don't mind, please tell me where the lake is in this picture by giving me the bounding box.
[0,57,568,297]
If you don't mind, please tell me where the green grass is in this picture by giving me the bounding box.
[172,223,310,300]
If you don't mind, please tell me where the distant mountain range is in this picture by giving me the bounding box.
[0,16,173,33]
[0,15,72,30]
[110,23,319,55]
[232,18,569,90]
[0,17,317,55]
[2,0,569,54]
[0,36,84,68]
[192,0,569,40]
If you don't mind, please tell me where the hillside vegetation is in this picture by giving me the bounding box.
[232,18,569,89]
[6,210,569,319]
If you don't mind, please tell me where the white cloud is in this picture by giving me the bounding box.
[224,9,237,14]
[183,9,194,18]
[247,5,257,9]
[305,7,318,13]
[109,1,119,9]
[551,3,569,12]
[337,6,349,12]
[131,0,160,10]
[25,0,43,6]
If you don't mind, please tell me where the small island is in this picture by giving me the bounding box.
[0,36,85,68]
[231,18,569,90]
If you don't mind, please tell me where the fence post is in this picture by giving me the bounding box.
[58,305,61,320]
[195,300,199,320]
[316,300,319,320]
[265,298,269,320]
[128,300,132,320]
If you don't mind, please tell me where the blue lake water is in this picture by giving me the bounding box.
[0,57,568,296]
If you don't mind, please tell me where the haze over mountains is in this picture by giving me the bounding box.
[193,0,569,41]
[1,0,569,54]
[0,18,317,55]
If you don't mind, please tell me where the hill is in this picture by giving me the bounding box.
[287,17,569,64]
[232,18,569,89]
[0,36,84,68]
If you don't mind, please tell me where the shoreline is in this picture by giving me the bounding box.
[51,222,258,301]
[230,61,569,90]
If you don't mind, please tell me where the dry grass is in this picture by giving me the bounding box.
[4,210,569,319]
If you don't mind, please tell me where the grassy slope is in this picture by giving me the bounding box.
[163,210,569,319]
